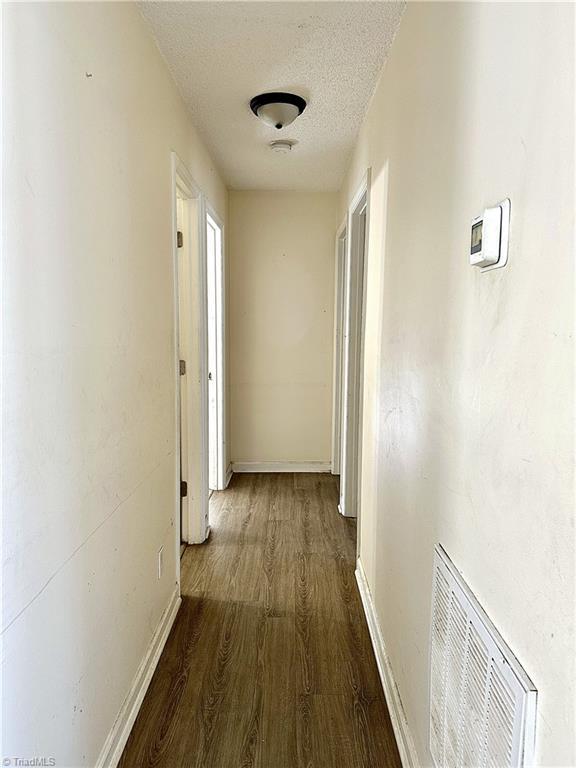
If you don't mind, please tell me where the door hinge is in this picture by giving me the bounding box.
[179,359,186,376]
[180,480,188,498]
[177,230,183,248]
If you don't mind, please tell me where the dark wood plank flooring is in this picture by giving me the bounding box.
[119,473,401,768]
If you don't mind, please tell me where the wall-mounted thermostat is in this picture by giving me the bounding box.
[470,199,510,271]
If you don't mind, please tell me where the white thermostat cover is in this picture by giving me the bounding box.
[470,199,510,272]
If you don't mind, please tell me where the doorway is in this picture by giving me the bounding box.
[206,210,227,491]
[331,223,347,476]
[172,153,210,547]
[176,194,194,546]
[339,175,369,520]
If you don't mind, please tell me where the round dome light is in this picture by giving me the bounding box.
[250,92,307,130]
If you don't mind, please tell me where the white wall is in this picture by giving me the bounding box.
[2,3,226,764]
[229,191,337,466]
[340,3,575,766]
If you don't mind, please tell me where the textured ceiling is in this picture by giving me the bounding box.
[140,2,404,191]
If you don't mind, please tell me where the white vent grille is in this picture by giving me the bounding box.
[430,546,537,768]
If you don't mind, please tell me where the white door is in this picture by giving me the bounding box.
[206,212,225,490]
[332,228,347,475]
[172,153,209,545]
[339,190,367,518]
[176,196,191,542]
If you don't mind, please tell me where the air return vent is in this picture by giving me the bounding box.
[430,545,537,768]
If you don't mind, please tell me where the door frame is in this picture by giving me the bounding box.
[331,218,347,475]
[205,205,228,491]
[171,152,210,550]
[339,170,370,520]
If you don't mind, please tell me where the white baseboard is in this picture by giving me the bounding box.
[224,463,233,487]
[355,559,420,768]
[95,587,181,768]
[231,461,331,473]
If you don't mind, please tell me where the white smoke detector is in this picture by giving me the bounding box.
[269,139,294,154]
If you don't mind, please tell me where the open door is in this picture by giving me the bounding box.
[339,178,369,519]
[172,153,209,546]
[176,196,191,546]
[206,211,227,491]
[331,223,347,475]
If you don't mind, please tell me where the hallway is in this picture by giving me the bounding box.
[4,3,574,764]
[119,473,401,767]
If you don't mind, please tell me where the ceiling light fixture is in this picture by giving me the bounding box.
[269,139,295,154]
[250,92,307,130]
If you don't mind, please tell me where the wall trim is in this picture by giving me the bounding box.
[231,461,331,474]
[355,559,420,768]
[225,463,233,488]
[95,587,181,768]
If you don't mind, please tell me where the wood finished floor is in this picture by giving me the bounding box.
[119,473,401,768]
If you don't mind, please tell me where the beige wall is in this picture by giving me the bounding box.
[340,3,574,765]
[2,3,226,764]
[229,191,338,466]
